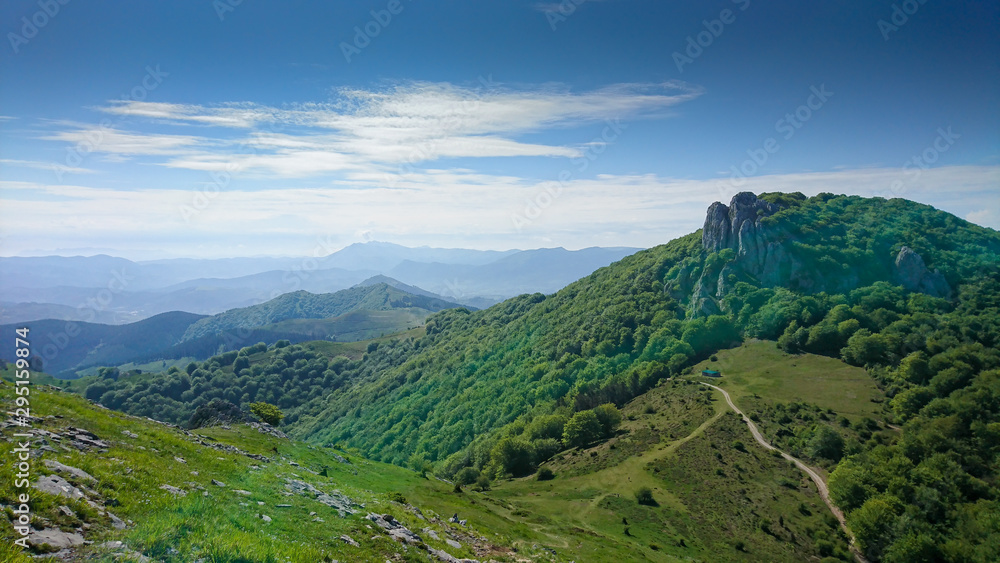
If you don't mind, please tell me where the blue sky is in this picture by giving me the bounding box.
[1,0,997,259]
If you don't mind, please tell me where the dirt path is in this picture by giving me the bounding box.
[700,382,869,563]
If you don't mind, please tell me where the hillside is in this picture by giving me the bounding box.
[69,192,1000,561]
[0,312,206,377]
[0,379,527,562]
[180,282,463,341]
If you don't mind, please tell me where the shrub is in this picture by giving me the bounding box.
[187,399,244,429]
[731,440,746,452]
[635,487,656,506]
[536,467,554,481]
[249,401,284,425]
[474,474,491,491]
[454,467,480,486]
[388,492,407,504]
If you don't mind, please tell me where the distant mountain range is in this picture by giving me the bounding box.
[0,280,462,377]
[0,242,640,324]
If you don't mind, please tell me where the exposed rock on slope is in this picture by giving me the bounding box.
[893,245,951,298]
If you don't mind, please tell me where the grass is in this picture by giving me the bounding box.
[687,339,885,421]
[0,375,518,562]
[2,339,877,562]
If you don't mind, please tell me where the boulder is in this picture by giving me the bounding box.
[894,246,951,297]
[34,475,85,500]
[28,528,85,549]
[43,459,96,482]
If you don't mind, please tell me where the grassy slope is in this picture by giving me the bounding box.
[0,376,537,562]
[3,339,883,562]
[687,340,884,421]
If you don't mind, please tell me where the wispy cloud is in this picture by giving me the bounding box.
[0,159,96,175]
[52,81,703,177]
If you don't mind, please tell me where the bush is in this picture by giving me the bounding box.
[187,399,244,429]
[474,474,491,491]
[489,437,536,477]
[635,487,656,506]
[388,492,407,504]
[731,440,746,452]
[536,467,554,481]
[454,467,480,486]
[249,401,284,425]
[563,410,603,449]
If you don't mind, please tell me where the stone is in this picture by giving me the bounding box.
[122,430,138,438]
[175,457,187,464]
[43,459,96,482]
[259,514,272,523]
[211,479,226,487]
[446,538,462,549]
[366,512,422,545]
[340,534,360,547]
[894,246,951,298]
[233,489,252,496]
[34,475,85,500]
[159,484,187,497]
[28,528,85,549]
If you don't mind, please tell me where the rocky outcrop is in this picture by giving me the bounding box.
[893,246,951,298]
[702,192,780,257]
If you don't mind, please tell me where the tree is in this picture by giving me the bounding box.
[489,437,536,477]
[454,467,480,486]
[563,410,602,449]
[592,403,622,438]
[807,425,844,461]
[635,486,656,506]
[249,401,284,425]
[850,495,902,560]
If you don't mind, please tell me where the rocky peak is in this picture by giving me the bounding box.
[893,246,951,298]
[702,192,780,253]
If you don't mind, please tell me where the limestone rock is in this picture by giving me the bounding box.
[28,528,85,549]
[894,246,951,297]
[34,475,85,500]
[43,459,96,482]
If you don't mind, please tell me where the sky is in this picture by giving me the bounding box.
[1,0,998,259]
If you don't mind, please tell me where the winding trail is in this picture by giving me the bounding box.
[700,382,869,563]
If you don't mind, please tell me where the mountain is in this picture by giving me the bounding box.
[180,282,464,342]
[0,301,124,325]
[1,243,636,322]
[0,311,207,376]
[44,193,1000,560]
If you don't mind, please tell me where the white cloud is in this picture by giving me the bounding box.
[40,125,206,156]
[0,159,96,175]
[64,81,701,176]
